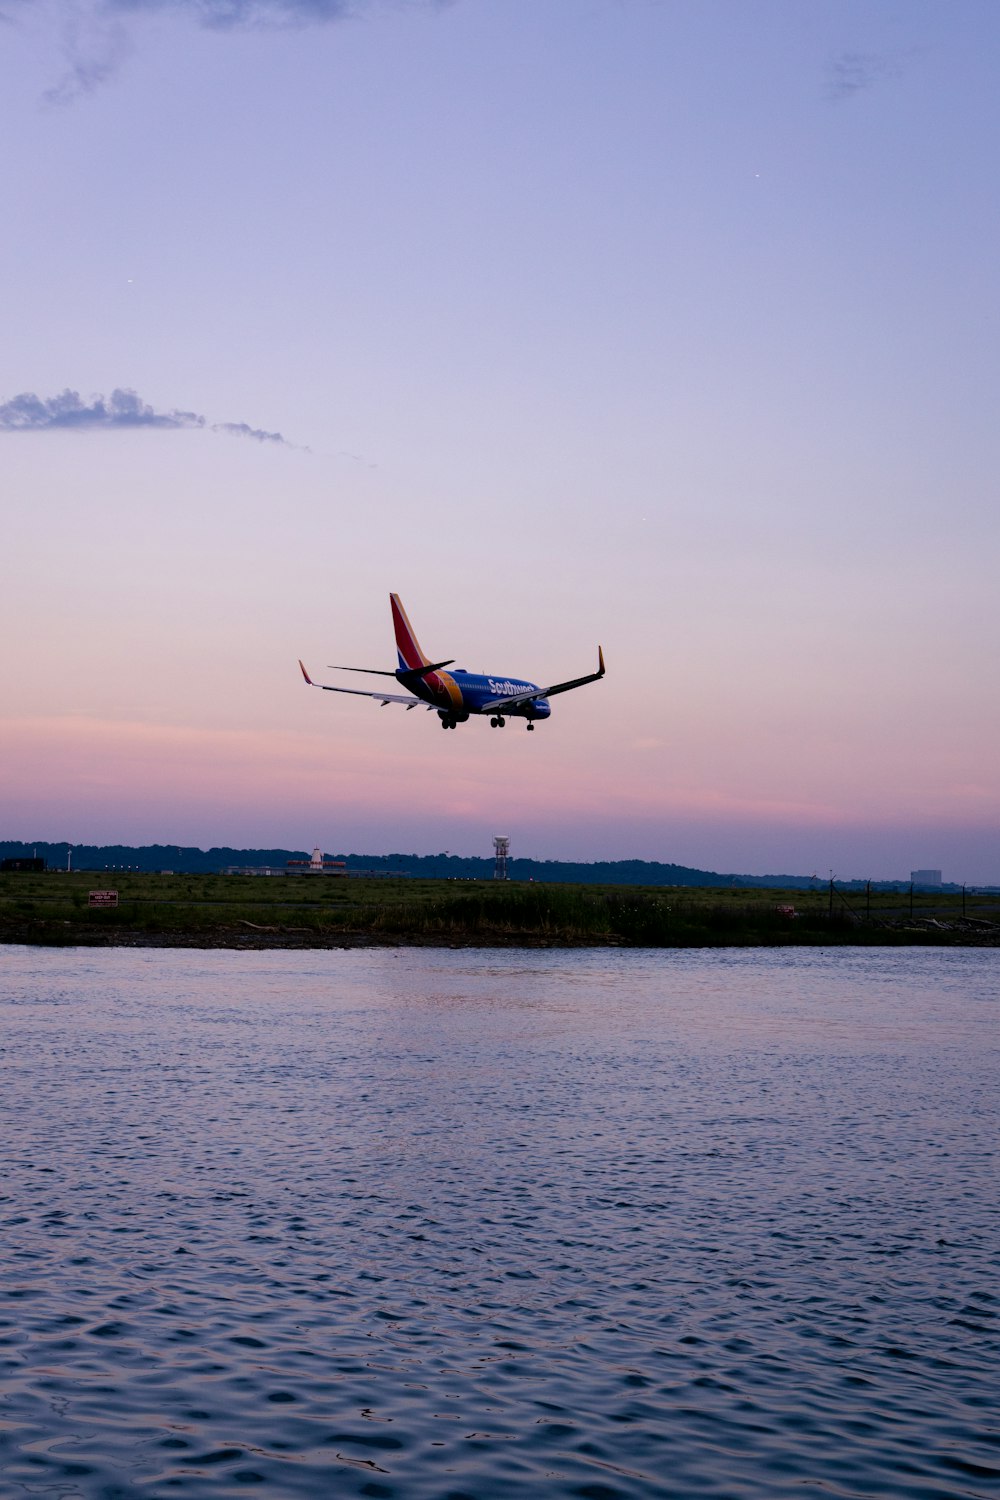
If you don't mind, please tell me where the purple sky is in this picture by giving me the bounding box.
[2,1,998,881]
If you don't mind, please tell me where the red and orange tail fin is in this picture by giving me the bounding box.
[390,593,430,672]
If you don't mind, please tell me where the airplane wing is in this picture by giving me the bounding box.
[480,646,606,712]
[299,661,432,709]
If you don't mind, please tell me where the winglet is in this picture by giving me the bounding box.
[598,645,605,676]
[298,659,313,686]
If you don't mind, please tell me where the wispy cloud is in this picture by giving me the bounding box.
[0,388,202,431]
[213,420,288,444]
[826,49,907,103]
[29,0,452,103]
[0,387,302,447]
[112,1,354,25]
[44,8,132,104]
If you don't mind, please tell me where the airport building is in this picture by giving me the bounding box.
[225,848,346,877]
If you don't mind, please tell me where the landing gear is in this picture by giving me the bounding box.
[526,723,535,731]
[490,716,506,728]
[439,714,457,730]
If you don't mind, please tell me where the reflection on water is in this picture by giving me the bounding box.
[1,946,997,1497]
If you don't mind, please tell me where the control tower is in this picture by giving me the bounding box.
[493,835,510,881]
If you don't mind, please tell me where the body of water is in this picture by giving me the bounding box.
[1,945,997,1498]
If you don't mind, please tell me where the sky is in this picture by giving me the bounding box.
[2,0,998,881]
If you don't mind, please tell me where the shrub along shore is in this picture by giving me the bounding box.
[1,872,998,948]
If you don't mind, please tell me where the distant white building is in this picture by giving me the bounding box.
[910,869,942,886]
[226,846,347,877]
[285,847,346,875]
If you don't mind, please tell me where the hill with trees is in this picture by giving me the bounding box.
[0,840,947,890]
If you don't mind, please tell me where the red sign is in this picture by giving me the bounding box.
[89,890,119,908]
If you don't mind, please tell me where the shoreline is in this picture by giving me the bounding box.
[4,924,998,951]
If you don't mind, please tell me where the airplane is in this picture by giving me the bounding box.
[299,593,605,732]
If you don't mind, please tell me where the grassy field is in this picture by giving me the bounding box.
[1,872,998,948]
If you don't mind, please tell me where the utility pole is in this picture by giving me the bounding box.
[828,874,834,921]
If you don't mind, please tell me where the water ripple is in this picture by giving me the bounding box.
[0,945,997,1497]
